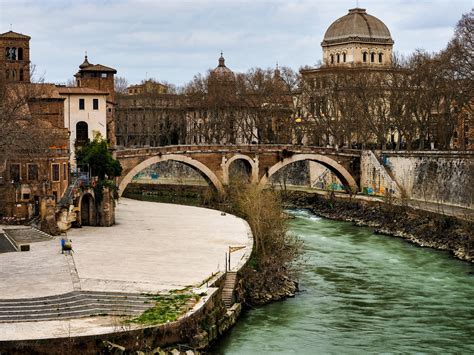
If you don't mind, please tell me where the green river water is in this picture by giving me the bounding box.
[212,209,474,354]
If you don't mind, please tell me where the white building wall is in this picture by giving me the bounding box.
[61,94,108,171]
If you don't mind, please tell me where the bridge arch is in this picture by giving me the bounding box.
[222,154,258,184]
[259,153,358,193]
[118,154,225,196]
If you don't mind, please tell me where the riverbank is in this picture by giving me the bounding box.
[281,190,473,263]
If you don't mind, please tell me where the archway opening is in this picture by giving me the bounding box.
[76,121,89,146]
[229,159,252,183]
[261,154,357,194]
[269,160,310,189]
[80,193,96,226]
[118,154,225,200]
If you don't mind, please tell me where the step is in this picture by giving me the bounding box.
[0,310,141,323]
[0,308,141,320]
[0,296,151,308]
[0,305,145,319]
[0,292,151,305]
[0,291,155,322]
[0,301,152,314]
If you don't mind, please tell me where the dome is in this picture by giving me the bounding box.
[322,8,393,46]
[210,53,235,81]
[79,55,92,69]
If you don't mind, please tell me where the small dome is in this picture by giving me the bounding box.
[322,8,393,46]
[79,55,92,69]
[210,53,235,81]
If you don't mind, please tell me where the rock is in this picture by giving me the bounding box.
[102,340,126,354]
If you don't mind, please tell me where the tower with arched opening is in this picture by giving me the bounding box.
[0,30,31,83]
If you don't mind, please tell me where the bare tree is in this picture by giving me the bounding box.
[114,76,129,95]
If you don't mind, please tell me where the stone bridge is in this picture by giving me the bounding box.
[115,145,362,196]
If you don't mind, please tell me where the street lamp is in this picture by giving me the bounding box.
[295,116,303,145]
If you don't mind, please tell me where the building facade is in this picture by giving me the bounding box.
[57,87,109,171]
[0,33,118,220]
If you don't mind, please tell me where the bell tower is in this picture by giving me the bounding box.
[0,30,31,83]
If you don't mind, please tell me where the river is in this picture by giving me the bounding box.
[212,209,474,354]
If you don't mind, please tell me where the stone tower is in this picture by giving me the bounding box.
[0,31,31,83]
[74,55,118,146]
[74,55,117,102]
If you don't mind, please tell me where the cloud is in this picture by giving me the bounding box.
[1,0,471,86]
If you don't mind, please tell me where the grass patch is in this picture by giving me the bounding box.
[127,293,199,326]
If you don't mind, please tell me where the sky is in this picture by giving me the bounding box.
[0,0,472,87]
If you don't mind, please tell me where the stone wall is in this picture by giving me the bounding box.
[360,151,402,197]
[131,160,206,186]
[269,160,310,186]
[381,152,474,208]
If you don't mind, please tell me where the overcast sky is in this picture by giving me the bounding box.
[1,0,472,86]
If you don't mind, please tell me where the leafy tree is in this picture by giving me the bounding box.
[76,134,122,180]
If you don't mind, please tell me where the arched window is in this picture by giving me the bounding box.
[19,69,24,81]
[330,54,334,64]
[343,53,346,62]
[363,52,367,62]
[18,48,23,60]
[337,54,340,63]
[371,52,375,62]
[6,47,17,60]
[12,69,16,80]
[378,53,383,63]
[76,121,89,146]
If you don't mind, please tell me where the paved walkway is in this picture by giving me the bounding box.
[0,198,251,340]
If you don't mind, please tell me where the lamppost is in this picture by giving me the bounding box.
[295,116,303,145]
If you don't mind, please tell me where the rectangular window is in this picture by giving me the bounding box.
[79,98,85,110]
[93,98,99,110]
[63,163,68,181]
[27,164,38,181]
[101,73,107,78]
[10,164,20,183]
[52,164,60,182]
[22,193,30,200]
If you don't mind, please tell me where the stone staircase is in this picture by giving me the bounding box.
[0,291,153,323]
[221,272,237,308]
[56,177,80,210]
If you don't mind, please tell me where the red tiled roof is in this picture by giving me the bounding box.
[80,64,117,73]
[56,87,109,95]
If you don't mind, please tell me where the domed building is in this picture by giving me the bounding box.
[321,8,393,67]
[299,8,399,148]
[209,53,235,82]
[208,53,236,100]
